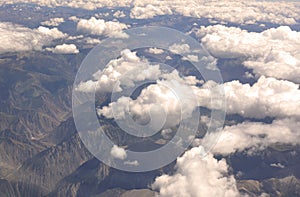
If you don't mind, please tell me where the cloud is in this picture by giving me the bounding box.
[41,17,65,26]
[2,0,300,25]
[98,78,198,129]
[168,43,190,54]
[148,47,164,54]
[153,118,299,196]
[77,17,128,38]
[182,54,199,62]
[195,76,300,119]
[2,0,133,10]
[0,22,67,54]
[124,160,139,166]
[270,163,285,169]
[97,69,200,129]
[152,146,240,197]
[113,10,126,18]
[130,0,300,25]
[197,25,300,83]
[76,49,161,93]
[110,145,127,160]
[36,26,67,39]
[202,118,300,156]
[46,43,79,54]
[98,71,300,130]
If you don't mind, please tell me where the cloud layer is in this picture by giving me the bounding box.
[197,25,300,83]
[2,0,300,25]
[0,22,67,54]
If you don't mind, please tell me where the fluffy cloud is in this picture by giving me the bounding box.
[147,47,164,54]
[113,10,126,18]
[152,147,240,197]
[202,118,300,156]
[41,17,65,26]
[195,76,300,119]
[98,77,198,129]
[76,49,161,93]
[99,71,300,130]
[153,117,299,196]
[130,0,300,25]
[3,0,299,25]
[197,25,300,83]
[1,0,133,10]
[110,145,127,160]
[0,22,67,54]
[77,17,128,38]
[168,43,190,54]
[46,43,79,54]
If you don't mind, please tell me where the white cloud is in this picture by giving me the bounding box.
[77,17,128,38]
[2,1,300,25]
[2,0,133,10]
[98,77,199,129]
[130,0,300,25]
[98,72,300,130]
[124,160,139,166]
[41,17,64,26]
[148,47,164,54]
[182,54,199,62]
[110,145,127,160]
[197,25,300,83]
[152,146,240,197]
[113,10,126,18]
[46,43,79,54]
[202,118,300,156]
[270,163,285,169]
[168,43,190,54]
[195,76,300,119]
[153,117,299,196]
[0,22,67,54]
[76,49,161,93]
[36,26,67,39]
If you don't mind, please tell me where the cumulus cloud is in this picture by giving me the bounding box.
[197,25,300,83]
[2,0,133,10]
[195,76,300,119]
[110,145,127,160]
[147,47,164,54]
[77,17,128,38]
[202,118,300,156]
[168,43,190,54]
[152,146,240,197]
[98,77,199,129]
[0,22,67,54]
[98,72,300,130]
[2,0,300,25]
[113,10,126,18]
[153,118,299,196]
[76,49,161,93]
[182,54,199,62]
[130,0,300,25]
[41,17,65,26]
[46,43,79,54]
